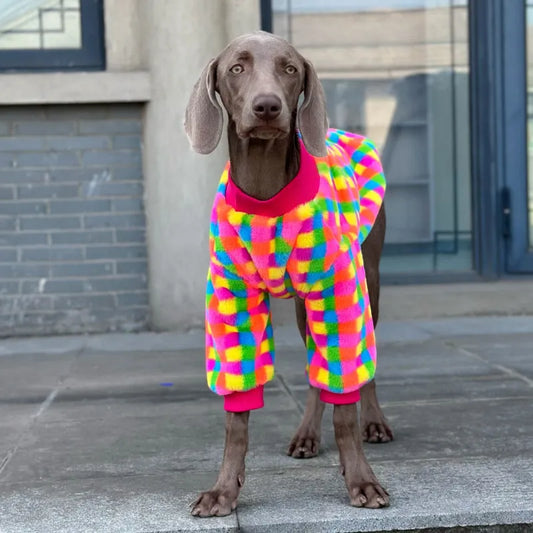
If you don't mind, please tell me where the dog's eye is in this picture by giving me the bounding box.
[285,65,297,75]
[230,64,244,74]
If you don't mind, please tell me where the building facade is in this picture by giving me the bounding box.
[0,0,532,336]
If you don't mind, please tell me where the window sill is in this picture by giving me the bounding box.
[0,71,151,105]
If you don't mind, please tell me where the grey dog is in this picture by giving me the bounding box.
[185,31,392,517]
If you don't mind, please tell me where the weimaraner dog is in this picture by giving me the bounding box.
[185,31,392,517]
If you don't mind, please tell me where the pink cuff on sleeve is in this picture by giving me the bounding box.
[320,389,361,405]
[224,385,264,412]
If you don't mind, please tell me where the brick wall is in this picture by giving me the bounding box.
[0,104,149,336]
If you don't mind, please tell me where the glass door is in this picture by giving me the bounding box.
[504,0,533,272]
[271,0,473,278]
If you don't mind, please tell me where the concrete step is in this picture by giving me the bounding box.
[0,319,531,532]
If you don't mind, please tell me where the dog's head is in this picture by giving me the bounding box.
[184,31,328,157]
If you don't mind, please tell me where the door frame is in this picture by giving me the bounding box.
[470,0,533,275]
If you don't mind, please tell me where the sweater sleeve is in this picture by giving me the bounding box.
[329,130,386,244]
[205,261,275,396]
[352,137,386,243]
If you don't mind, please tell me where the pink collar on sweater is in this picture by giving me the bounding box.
[225,140,321,217]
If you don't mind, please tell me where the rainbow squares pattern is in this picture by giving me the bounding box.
[206,129,386,396]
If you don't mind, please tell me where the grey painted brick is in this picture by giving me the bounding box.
[28,279,86,294]
[0,311,63,331]
[42,104,141,120]
[79,119,141,134]
[111,198,144,212]
[44,105,109,120]
[0,232,47,246]
[1,295,52,312]
[104,105,143,118]
[87,181,143,197]
[48,168,108,183]
[117,292,149,307]
[0,107,45,120]
[20,216,81,231]
[110,166,143,180]
[116,260,148,275]
[17,184,79,199]
[115,229,146,243]
[81,150,141,168]
[84,213,145,229]
[16,151,80,168]
[21,247,84,262]
[45,136,111,150]
[0,248,18,263]
[0,249,17,262]
[0,311,50,330]
[13,120,76,136]
[0,264,49,278]
[0,186,14,199]
[0,217,16,231]
[86,244,146,260]
[0,137,45,151]
[2,202,46,215]
[93,307,147,323]
[0,169,49,184]
[51,230,114,245]
[50,262,113,277]
[20,280,48,294]
[52,294,116,310]
[0,122,10,135]
[88,276,147,292]
[0,153,16,167]
[112,135,141,150]
[50,199,111,214]
[0,281,18,294]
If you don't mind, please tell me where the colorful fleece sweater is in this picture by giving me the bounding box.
[206,129,386,411]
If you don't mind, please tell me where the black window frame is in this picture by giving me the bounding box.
[0,0,105,72]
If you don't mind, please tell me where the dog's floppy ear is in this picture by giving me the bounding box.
[184,59,223,154]
[298,60,328,157]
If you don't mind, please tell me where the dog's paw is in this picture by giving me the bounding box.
[349,482,390,508]
[360,413,394,444]
[191,489,238,517]
[341,459,390,508]
[287,427,320,458]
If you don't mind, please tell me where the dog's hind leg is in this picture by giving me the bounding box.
[191,411,249,517]
[360,206,393,443]
[287,296,325,458]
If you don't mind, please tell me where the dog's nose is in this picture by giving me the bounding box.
[252,94,282,121]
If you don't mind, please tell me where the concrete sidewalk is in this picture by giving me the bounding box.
[0,316,532,532]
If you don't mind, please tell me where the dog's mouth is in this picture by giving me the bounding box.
[240,125,289,140]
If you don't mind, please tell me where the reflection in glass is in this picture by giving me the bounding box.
[273,0,472,274]
[0,0,81,50]
[527,4,533,248]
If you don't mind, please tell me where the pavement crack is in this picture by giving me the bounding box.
[0,346,83,478]
[449,342,533,388]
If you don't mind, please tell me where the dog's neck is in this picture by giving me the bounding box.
[227,120,301,201]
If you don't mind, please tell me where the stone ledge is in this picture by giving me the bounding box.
[0,71,151,105]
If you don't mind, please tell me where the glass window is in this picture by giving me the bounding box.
[0,0,104,71]
[0,0,81,50]
[272,0,472,275]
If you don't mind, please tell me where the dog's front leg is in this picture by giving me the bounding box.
[334,403,389,508]
[191,411,249,517]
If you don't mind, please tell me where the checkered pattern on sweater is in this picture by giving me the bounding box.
[206,129,386,396]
